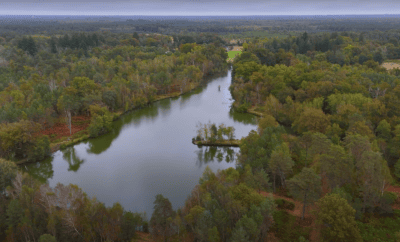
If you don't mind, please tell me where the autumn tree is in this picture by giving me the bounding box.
[292,107,330,134]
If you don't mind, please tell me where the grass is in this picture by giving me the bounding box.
[228,51,242,59]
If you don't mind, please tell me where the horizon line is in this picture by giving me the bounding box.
[0,14,399,16]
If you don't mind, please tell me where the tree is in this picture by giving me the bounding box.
[0,158,18,195]
[395,159,400,181]
[38,234,57,242]
[269,142,294,192]
[150,194,175,242]
[292,107,330,134]
[88,105,113,138]
[257,114,278,135]
[356,151,392,212]
[320,145,353,191]
[287,168,321,219]
[231,226,249,242]
[57,87,80,136]
[49,37,58,54]
[121,211,140,241]
[376,119,391,141]
[315,194,362,242]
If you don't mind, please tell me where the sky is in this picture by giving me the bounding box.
[0,0,399,16]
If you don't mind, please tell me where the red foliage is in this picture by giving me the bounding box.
[38,115,91,141]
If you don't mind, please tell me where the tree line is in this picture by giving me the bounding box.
[0,32,228,162]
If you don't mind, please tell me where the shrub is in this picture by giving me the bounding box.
[275,198,295,211]
[27,135,50,162]
[236,103,249,113]
[38,234,56,242]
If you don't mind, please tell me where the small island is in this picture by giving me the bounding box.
[192,122,241,147]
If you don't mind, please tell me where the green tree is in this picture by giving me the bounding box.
[88,105,113,137]
[287,168,321,219]
[0,158,18,195]
[320,144,354,191]
[315,194,362,242]
[231,226,249,242]
[6,199,24,229]
[376,119,392,141]
[292,107,330,134]
[150,194,175,242]
[49,37,58,54]
[257,114,278,135]
[121,211,140,241]
[269,142,294,192]
[38,234,57,242]
[395,159,400,181]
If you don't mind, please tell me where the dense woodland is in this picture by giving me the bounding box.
[0,20,400,242]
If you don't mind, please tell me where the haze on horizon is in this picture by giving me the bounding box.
[0,0,399,16]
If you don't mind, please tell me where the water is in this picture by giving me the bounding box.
[26,69,258,219]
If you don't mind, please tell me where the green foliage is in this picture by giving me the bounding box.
[315,193,362,242]
[0,120,49,161]
[6,199,24,229]
[271,211,310,241]
[395,159,400,181]
[287,167,321,219]
[38,234,56,242]
[0,158,18,194]
[274,198,295,211]
[357,212,400,242]
[88,105,113,137]
[150,194,175,240]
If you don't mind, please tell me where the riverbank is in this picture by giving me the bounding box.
[16,73,226,165]
[192,139,241,147]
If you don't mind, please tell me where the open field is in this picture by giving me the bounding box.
[227,47,242,62]
[382,60,400,70]
[228,50,242,59]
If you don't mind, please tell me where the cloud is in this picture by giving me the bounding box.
[0,0,398,15]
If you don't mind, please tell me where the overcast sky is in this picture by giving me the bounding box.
[0,0,399,16]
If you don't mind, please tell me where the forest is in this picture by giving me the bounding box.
[0,18,400,242]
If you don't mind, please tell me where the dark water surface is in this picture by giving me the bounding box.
[26,70,257,218]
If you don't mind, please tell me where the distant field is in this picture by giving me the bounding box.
[382,61,400,70]
[224,31,293,39]
[227,51,242,62]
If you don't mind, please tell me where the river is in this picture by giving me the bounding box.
[25,69,258,219]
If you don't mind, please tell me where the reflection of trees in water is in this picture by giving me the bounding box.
[62,147,85,172]
[130,104,159,127]
[25,156,54,183]
[180,86,204,110]
[158,97,172,117]
[195,146,236,168]
[228,107,257,125]
[86,127,121,155]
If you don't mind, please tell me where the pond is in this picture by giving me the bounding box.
[25,69,258,219]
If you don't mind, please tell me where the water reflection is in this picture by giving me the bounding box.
[229,107,258,125]
[23,69,258,217]
[195,146,236,168]
[25,156,54,183]
[62,146,85,172]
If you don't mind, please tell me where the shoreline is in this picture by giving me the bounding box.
[192,139,241,147]
[16,70,228,166]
